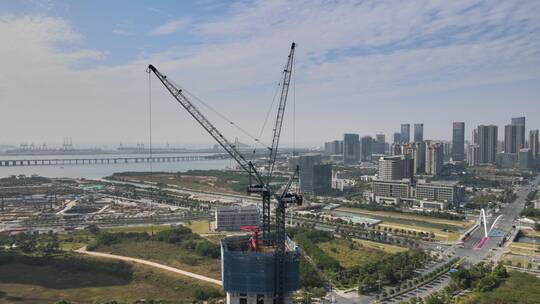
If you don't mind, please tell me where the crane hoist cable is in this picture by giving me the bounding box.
[257,72,285,145]
[148,67,155,237]
[249,68,285,164]
[169,79,270,150]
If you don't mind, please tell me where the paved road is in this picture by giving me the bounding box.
[75,247,223,286]
[454,175,540,264]
[382,175,540,304]
[384,273,451,304]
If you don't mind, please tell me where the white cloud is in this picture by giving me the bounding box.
[1,0,540,146]
[148,19,189,36]
[112,28,133,36]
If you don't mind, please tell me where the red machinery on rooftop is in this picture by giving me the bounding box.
[240,225,260,252]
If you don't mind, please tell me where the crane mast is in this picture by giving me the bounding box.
[263,42,296,240]
[267,42,296,181]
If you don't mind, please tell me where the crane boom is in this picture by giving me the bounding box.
[146,64,265,187]
[267,42,296,183]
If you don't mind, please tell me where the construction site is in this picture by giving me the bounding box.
[0,177,214,234]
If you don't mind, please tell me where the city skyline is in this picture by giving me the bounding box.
[1,1,539,147]
[2,115,539,149]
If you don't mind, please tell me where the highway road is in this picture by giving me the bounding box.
[454,175,540,264]
[381,174,540,304]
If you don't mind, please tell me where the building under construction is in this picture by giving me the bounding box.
[221,235,300,303]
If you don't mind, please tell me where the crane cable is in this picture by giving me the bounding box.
[169,79,270,150]
[292,54,299,194]
[148,68,155,237]
[249,69,286,163]
[292,53,296,156]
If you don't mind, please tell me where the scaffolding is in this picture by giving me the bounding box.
[221,235,300,294]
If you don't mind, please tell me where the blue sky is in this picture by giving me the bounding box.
[0,0,539,148]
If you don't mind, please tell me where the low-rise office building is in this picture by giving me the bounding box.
[372,179,412,205]
[215,205,260,231]
[372,179,463,210]
[414,180,464,210]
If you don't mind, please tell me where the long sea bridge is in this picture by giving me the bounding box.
[0,154,229,167]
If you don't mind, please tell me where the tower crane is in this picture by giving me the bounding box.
[147,42,301,304]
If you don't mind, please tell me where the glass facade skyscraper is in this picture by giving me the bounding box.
[414,123,424,142]
[452,122,465,161]
[400,124,410,143]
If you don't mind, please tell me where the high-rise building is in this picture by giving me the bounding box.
[377,155,413,181]
[402,142,425,174]
[511,116,526,126]
[324,142,332,155]
[393,132,401,144]
[390,143,402,156]
[373,133,386,154]
[324,140,342,155]
[477,125,498,164]
[496,152,517,169]
[472,129,478,145]
[530,130,539,160]
[335,140,343,155]
[442,141,452,161]
[343,133,360,164]
[297,154,332,195]
[511,116,526,150]
[360,136,373,161]
[518,148,532,170]
[414,123,424,143]
[400,124,410,143]
[425,142,444,176]
[298,154,322,193]
[312,164,332,195]
[467,144,480,166]
[452,122,465,161]
[504,124,520,153]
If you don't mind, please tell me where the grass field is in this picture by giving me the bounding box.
[0,259,221,303]
[335,207,468,242]
[376,222,461,241]
[203,233,228,244]
[502,253,536,267]
[522,229,540,238]
[95,240,222,280]
[318,238,390,268]
[509,242,540,257]
[464,271,540,304]
[353,239,408,254]
[337,207,473,229]
[58,224,216,252]
[186,220,212,234]
[58,230,96,252]
[105,224,176,234]
[104,221,213,237]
